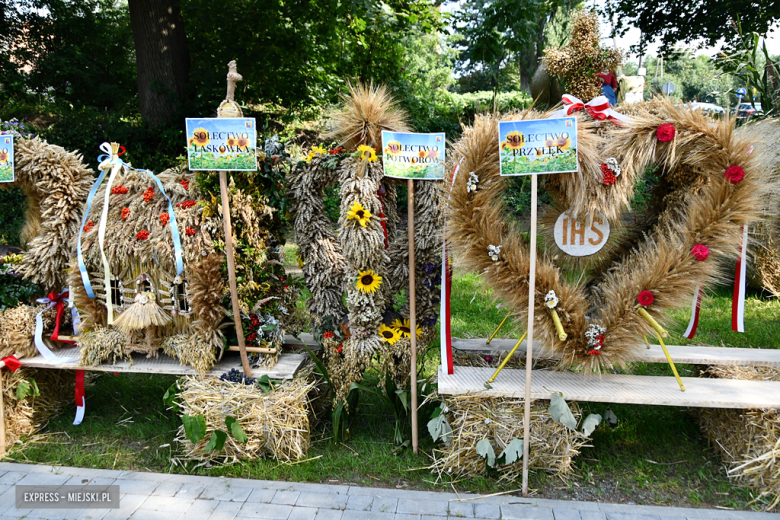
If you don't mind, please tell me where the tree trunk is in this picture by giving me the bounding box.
[128,0,190,127]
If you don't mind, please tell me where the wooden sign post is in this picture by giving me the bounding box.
[408,179,419,454]
[521,173,537,496]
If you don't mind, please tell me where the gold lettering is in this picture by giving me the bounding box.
[588,216,605,245]
[571,217,586,245]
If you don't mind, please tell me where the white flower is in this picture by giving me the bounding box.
[585,324,606,347]
[488,244,501,261]
[605,157,621,177]
[466,172,479,192]
[544,290,559,309]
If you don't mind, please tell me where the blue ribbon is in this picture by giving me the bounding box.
[77,150,184,301]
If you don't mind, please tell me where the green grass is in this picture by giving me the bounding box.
[501,149,578,175]
[188,150,256,170]
[9,272,779,510]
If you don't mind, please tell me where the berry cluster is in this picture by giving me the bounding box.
[83,221,95,232]
[185,226,196,236]
[180,179,190,190]
[328,146,345,155]
[136,230,150,240]
[160,213,170,226]
[176,200,197,209]
[600,163,616,185]
[111,184,129,195]
[219,368,256,385]
[121,208,130,220]
[143,187,155,202]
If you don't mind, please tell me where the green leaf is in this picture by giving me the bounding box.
[182,414,207,443]
[427,413,453,445]
[300,341,330,388]
[476,438,496,468]
[548,392,577,430]
[204,430,227,452]
[499,438,524,465]
[580,414,602,437]
[15,382,30,401]
[257,375,273,394]
[225,416,248,443]
[29,379,40,398]
[163,382,179,408]
[395,390,409,413]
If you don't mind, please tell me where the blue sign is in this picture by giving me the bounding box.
[381,131,446,180]
[0,135,13,183]
[736,88,747,98]
[185,118,257,171]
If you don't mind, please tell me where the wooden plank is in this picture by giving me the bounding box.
[437,366,780,409]
[452,337,780,367]
[19,349,307,380]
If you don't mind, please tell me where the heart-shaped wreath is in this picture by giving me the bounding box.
[446,99,769,371]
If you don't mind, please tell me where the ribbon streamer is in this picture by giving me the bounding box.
[683,286,702,339]
[553,94,631,125]
[73,370,85,426]
[440,161,461,375]
[1,356,21,372]
[34,292,78,364]
[732,225,748,333]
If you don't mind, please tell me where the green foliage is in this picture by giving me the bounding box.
[163,382,180,409]
[640,52,737,106]
[476,438,496,468]
[548,392,577,430]
[182,413,207,444]
[0,187,27,247]
[427,406,453,444]
[225,416,248,444]
[204,430,227,452]
[498,438,523,464]
[580,413,602,436]
[15,379,40,401]
[0,256,42,310]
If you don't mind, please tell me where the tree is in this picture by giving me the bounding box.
[605,0,780,55]
[128,0,191,126]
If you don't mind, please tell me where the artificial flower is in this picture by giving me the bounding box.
[691,244,710,261]
[724,165,745,184]
[585,324,606,349]
[488,244,501,261]
[544,290,559,309]
[356,144,378,162]
[346,201,372,227]
[466,172,479,193]
[355,269,382,293]
[391,318,422,339]
[656,123,676,142]
[605,157,621,176]
[378,324,401,345]
[637,290,654,306]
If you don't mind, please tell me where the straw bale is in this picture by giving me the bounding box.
[697,366,780,510]
[429,393,588,482]
[175,374,316,462]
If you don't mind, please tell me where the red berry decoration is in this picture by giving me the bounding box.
[143,187,155,202]
[121,208,130,220]
[724,165,745,184]
[323,331,334,339]
[185,226,196,236]
[176,200,196,209]
[637,290,654,306]
[180,179,189,190]
[160,213,170,226]
[136,230,150,240]
[83,221,94,232]
[335,344,343,353]
[111,184,129,195]
[246,332,258,343]
[656,123,676,142]
[588,349,602,356]
[691,244,710,261]
[600,163,616,185]
[484,355,493,363]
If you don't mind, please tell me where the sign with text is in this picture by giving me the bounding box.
[0,135,13,183]
[499,117,578,176]
[381,131,445,180]
[553,211,610,256]
[185,118,257,171]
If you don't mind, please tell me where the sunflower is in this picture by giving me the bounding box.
[428,149,440,160]
[356,144,378,162]
[410,157,417,165]
[236,135,250,149]
[535,148,544,158]
[226,136,238,148]
[218,145,227,154]
[501,141,511,151]
[544,137,556,148]
[355,269,382,293]
[378,324,401,345]
[391,318,422,338]
[188,137,196,148]
[0,150,7,164]
[192,128,210,147]
[312,144,327,155]
[505,131,525,150]
[385,140,402,156]
[418,149,428,159]
[556,135,571,150]
[346,201,372,227]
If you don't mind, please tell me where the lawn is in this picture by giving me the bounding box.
[8,269,779,511]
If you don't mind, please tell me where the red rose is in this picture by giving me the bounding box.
[656,123,676,142]
[691,244,709,262]
[724,165,745,184]
[637,290,654,306]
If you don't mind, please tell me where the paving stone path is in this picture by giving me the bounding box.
[0,463,775,520]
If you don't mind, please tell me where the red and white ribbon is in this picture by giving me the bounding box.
[554,94,631,125]
[683,286,702,339]
[34,291,78,364]
[732,225,749,332]
[440,161,462,375]
[74,370,85,425]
